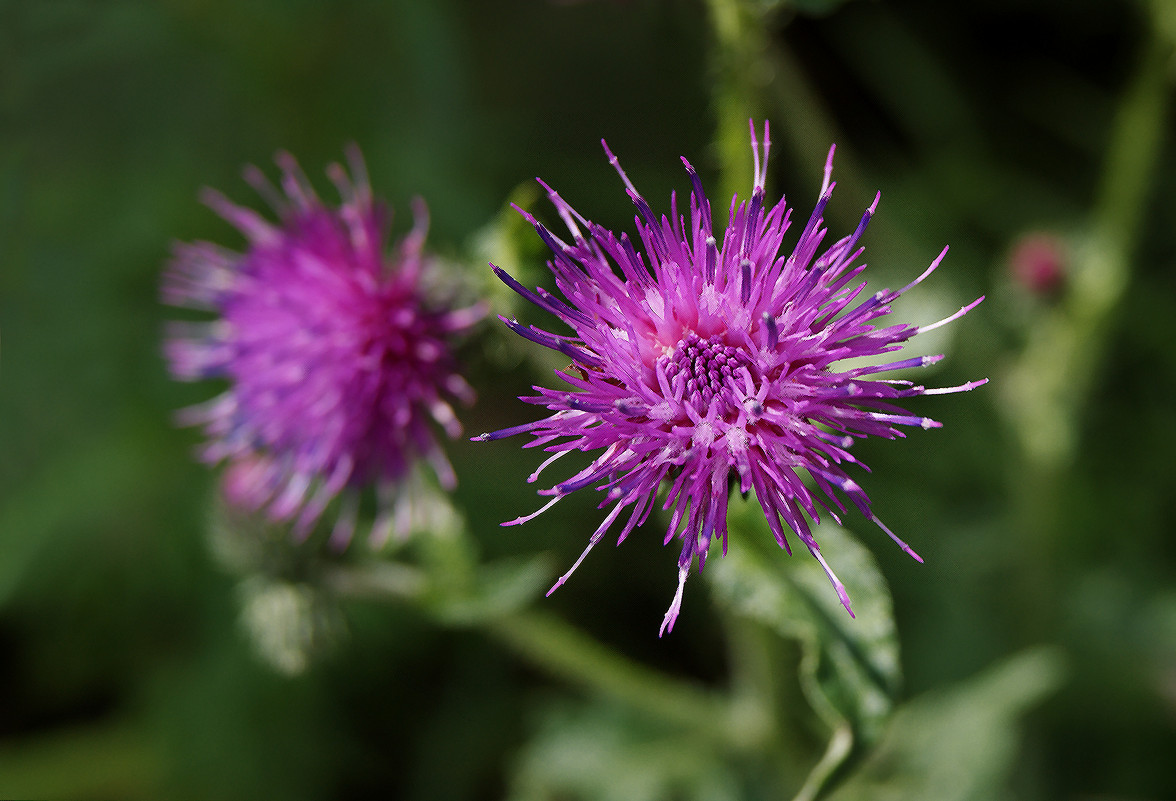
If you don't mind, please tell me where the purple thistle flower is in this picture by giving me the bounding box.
[164,147,481,548]
[477,121,986,636]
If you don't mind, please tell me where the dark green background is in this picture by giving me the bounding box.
[2,0,1174,798]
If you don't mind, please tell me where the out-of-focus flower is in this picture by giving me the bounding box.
[478,121,985,635]
[164,147,481,548]
[1008,231,1067,295]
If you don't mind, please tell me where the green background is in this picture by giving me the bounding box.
[2,0,1174,798]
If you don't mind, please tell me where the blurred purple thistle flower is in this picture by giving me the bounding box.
[164,147,482,548]
[477,121,986,635]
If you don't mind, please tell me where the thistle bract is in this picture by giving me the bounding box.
[479,122,985,635]
[164,148,480,547]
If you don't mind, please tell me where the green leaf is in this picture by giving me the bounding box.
[826,647,1066,801]
[707,497,901,793]
[408,507,553,625]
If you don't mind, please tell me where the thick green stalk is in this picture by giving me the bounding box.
[486,611,740,748]
[704,0,872,229]
[325,559,743,749]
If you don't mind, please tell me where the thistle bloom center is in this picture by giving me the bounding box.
[660,333,756,419]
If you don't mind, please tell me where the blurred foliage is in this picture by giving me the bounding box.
[2,0,1176,799]
[828,647,1066,801]
[508,701,744,801]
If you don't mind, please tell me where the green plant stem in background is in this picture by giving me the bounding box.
[793,725,853,801]
[704,0,873,230]
[486,612,740,749]
[1003,4,1173,632]
[705,0,765,201]
[324,555,749,753]
[765,42,863,202]
[723,615,816,794]
[723,616,785,754]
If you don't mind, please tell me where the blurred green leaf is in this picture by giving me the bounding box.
[144,630,339,801]
[827,647,1065,801]
[507,700,741,801]
[401,500,553,625]
[467,182,570,376]
[0,425,172,608]
[426,553,553,626]
[708,499,900,794]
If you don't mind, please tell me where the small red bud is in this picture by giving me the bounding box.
[1008,232,1067,295]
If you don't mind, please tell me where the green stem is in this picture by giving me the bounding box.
[326,561,740,748]
[764,40,870,221]
[792,725,853,801]
[723,615,815,791]
[704,0,875,230]
[485,610,738,748]
[724,616,780,752]
[705,0,767,200]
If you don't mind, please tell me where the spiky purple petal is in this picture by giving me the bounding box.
[480,121,985,634]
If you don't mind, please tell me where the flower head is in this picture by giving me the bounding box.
[478,121,985,635]
[1008,231,1067,295]
[164,147,481,547]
